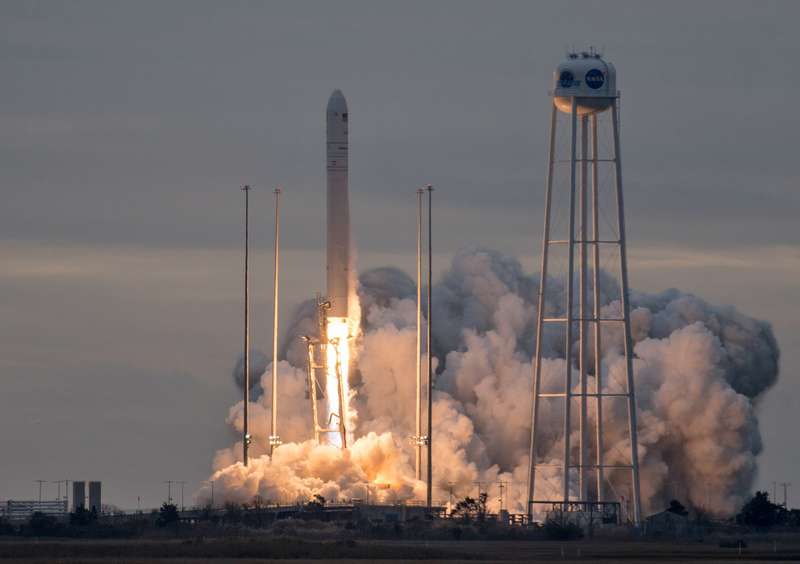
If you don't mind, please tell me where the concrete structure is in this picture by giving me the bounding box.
[88,481,101,513]
[72,481,85,511]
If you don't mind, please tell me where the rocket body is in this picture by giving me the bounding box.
[326,90,350,318]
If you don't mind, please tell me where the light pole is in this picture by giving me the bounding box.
[164,481,173,504]
[498,481,508,512]
[35,480,45,501]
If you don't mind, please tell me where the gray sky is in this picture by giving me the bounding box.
[2,0,798,510]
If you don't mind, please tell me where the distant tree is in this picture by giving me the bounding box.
[0,516,15,535]
[543,517,583,540]
[787,509,800,528]
[69,506,97,526]
[156,502,180,527]
[27,511,62,537]
[450,493,488,524]
[736,491,787,528]
[223,501,243,524]
[666,499,688,518]
[101,503,123,516]
[306,494,326,511]
[692,506,712,524]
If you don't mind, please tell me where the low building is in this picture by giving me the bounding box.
[647,510,688,537]
[5,500,68,521]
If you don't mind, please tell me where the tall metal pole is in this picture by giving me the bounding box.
[579,113,589,502]
[36,480,45,501]
[178,481,187,510]
[782,482,792,508]
[203,480,215,508]
[242,184,250,467]
[591,114,604,501]
[415,187,423,481]
[563,98,578,504]
[527,104,558,518]
[426,184,434,507]
[611,101,641,526]
[165,480,173,504]
[270,187,282,454]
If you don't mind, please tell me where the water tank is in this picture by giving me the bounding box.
[551,52,617,115]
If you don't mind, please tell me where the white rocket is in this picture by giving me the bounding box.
[326,89,350,318]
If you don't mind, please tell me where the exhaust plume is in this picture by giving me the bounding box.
[200,245,778,518]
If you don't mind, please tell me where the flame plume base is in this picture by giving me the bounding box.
[324,317,349,449]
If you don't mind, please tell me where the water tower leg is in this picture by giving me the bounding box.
[611,100,642,527]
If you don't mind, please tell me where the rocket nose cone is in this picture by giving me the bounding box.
[327,89,347,111]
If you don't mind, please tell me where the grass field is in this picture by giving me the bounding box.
[3,536,800,562]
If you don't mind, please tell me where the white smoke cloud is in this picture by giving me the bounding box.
[198,245,779,519]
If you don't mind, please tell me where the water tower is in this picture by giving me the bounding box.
[527,51,642,526]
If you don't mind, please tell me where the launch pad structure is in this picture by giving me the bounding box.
[302,295,348,449]
[527,51,642,526]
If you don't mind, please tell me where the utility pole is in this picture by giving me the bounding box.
[781,483,792,508]
[54,480,67,502]
[202,480,215,508]
[178,481,187,510]
[35,480,45,501]
[164,481,173,504]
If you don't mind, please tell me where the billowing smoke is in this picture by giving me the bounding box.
[200,245,778,518]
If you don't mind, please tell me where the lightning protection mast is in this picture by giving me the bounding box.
[527,51,642,526]
[269,187,283,454]
[241,183,251,467]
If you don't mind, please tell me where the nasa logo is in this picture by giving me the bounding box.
[585,69,605,89]
[558,70,575,88]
